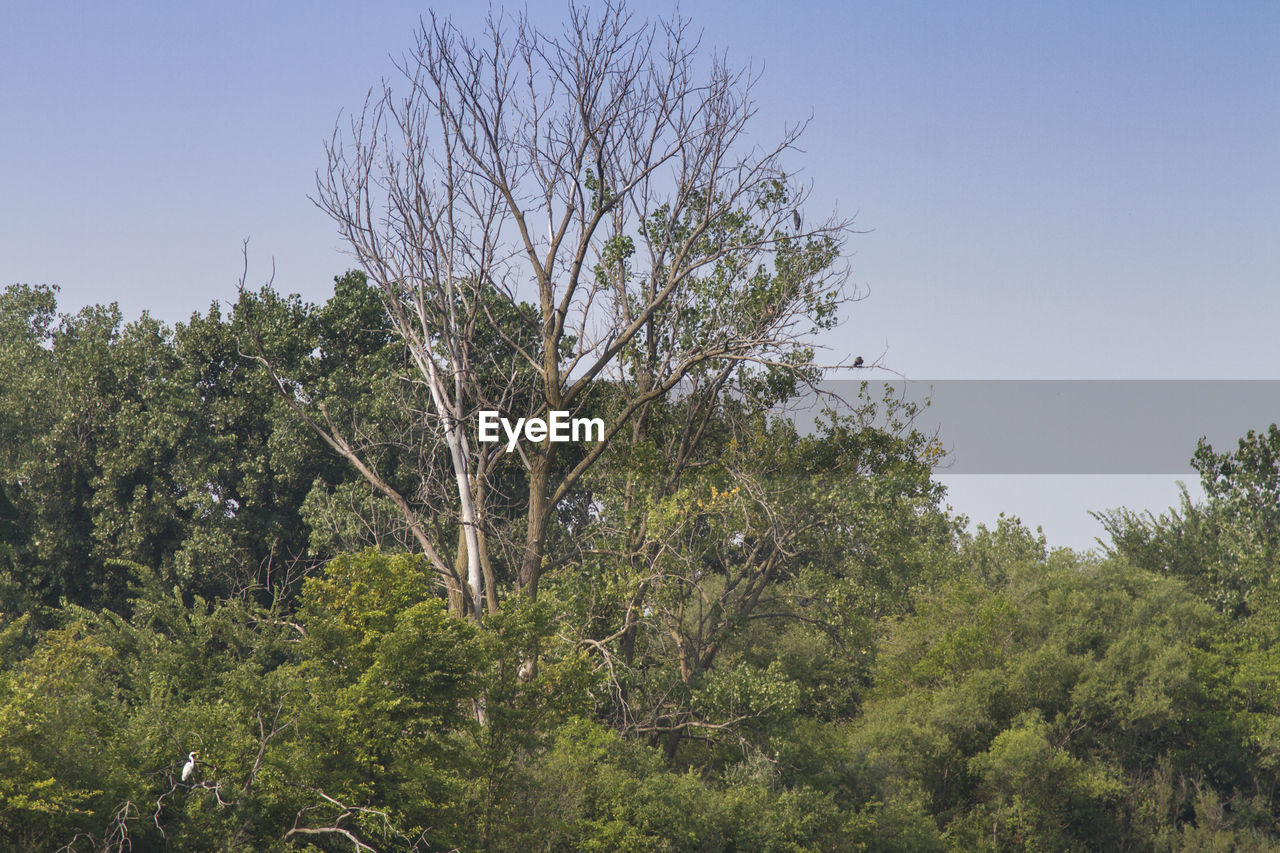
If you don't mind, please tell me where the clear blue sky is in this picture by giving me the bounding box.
[4,1,1278,548]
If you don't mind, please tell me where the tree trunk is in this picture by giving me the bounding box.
[519,449,553,597]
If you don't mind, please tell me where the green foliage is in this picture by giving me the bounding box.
[0,618,113,844]
[851,520,1270,849]
[10,271,1280,849]
[0,275,405,613]
[1100,424,1280,621]
[0,565,301,849]
[487,717,882,852]
[289,550,485,849]
[1098,425,1280,845]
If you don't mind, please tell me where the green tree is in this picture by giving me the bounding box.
[1098,425,1280,620]
[848,521,1255,850]
[0,274,410,612]
[549,390,952,762]
[1100,424,1280,829]
[285,549,486,849]
[0,284,59,615]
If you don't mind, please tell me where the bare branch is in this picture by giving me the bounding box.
[305,0,857,610]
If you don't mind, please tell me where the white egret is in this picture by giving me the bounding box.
[182,751,197,782]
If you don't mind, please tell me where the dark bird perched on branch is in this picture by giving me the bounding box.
[792,209,801,230]
[853,356,864,368]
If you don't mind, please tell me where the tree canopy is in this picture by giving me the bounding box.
[7,275,1280,849]
[4,2,1279,850]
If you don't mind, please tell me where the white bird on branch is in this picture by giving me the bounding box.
[182,751,197,782]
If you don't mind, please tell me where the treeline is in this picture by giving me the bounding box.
[0,275,402,614]
[3,280,1280,850]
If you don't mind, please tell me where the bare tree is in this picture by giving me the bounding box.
[309,0,852,619]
